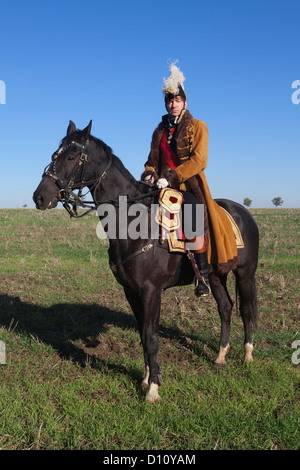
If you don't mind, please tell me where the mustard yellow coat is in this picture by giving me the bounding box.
[142,111,239,273]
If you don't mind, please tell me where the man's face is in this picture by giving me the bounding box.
[166,96,187,117]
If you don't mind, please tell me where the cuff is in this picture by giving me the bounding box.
[141,169,159,182]
[162,169,181,188]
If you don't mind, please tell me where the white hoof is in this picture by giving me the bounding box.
[214,344,230,366]
[146,383,161,403]
[244,343,254,363]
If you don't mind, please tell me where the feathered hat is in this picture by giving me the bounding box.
[163,60,187,101]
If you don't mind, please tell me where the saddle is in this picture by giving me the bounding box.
[155,188,244,254]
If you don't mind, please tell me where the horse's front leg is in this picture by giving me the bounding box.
[141,287,162,403]
[124,286,162,402]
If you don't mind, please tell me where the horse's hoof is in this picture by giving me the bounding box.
[244,358,253,365]
[214,344,229,367]
[244,343,254,363]
[146,383,161,403]
[146,394,162,404]
[214,359,227,367]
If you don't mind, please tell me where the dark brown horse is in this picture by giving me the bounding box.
[33,121,259,403]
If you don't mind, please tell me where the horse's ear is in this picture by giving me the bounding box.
[82,120,92,138]
[67,120,76,135]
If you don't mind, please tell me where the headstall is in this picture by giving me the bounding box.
[42,137,157,218]
[43,137,110,218]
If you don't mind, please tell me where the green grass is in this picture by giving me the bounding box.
[0,208,299,450]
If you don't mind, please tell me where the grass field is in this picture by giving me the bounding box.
[0,207,299,450]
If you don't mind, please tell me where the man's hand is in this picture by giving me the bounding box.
[156,178,169,189]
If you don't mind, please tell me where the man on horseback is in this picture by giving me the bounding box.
[142,62,239,297]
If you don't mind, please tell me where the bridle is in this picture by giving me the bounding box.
[43,137,112,218]
[42,137,157,218]
[41,135,165,269]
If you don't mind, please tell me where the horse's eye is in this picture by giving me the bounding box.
[68,155,75,161]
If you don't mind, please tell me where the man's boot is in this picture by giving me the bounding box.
[193,251,210,297]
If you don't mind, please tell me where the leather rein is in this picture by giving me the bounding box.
[43,137,158,218]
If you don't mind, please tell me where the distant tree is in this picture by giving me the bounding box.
[22,204,28,208]
[243,198,252,208]
[272,197,284,207]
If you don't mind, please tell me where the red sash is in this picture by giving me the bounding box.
[160,130,181,169]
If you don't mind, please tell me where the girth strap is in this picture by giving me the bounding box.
[117,243,154,267]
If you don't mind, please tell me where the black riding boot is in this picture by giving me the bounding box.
[194,251,211,297]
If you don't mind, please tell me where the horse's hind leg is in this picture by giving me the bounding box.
[209,273,233,365]
[235,271,257,363]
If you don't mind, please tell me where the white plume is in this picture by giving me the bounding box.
[163,60,186,96]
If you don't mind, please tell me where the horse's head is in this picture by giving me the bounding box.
[33,120,92,210]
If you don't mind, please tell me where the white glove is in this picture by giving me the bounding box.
[144,174,154,184]
[157,178,169,189]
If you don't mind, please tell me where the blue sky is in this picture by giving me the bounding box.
[0,0,299,208]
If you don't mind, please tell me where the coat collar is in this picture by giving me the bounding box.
[161,109,193,128]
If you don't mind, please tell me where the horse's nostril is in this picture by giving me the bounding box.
[34,193,44,208]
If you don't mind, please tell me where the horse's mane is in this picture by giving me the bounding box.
[91,135,148,194]
[60,131,149,195]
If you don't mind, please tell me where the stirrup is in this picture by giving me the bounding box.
[194,277,211,297]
